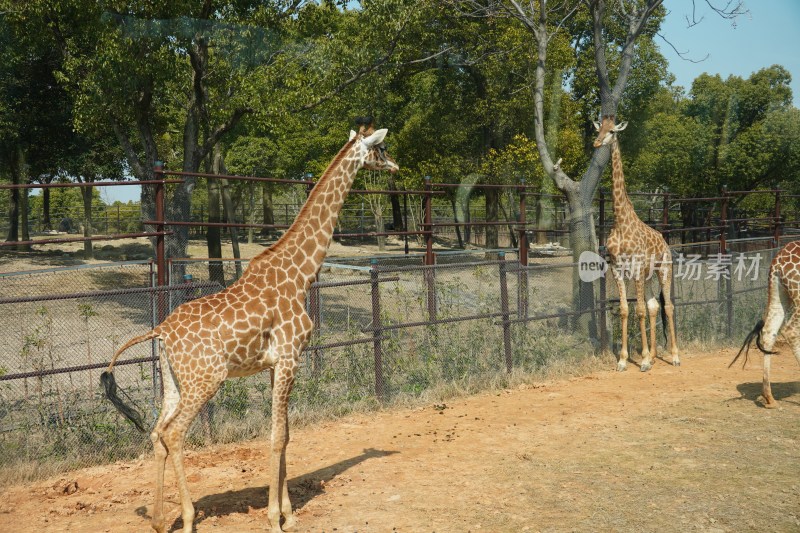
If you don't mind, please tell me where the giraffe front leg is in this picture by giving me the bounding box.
[268,360,299,533]
[659,266,680,367]
[613,269,630,371]
[646,295,660,370]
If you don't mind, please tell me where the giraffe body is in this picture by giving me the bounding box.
[103,121,398,533]
[593,117,680,372]
[734,241,800,407]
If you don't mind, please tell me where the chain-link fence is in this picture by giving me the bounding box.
[0,246,776,482]
[0,262,221,480]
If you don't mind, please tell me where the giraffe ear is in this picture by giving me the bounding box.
[614,122,628,132]
[349,130,357,141]
[593,121,601,132]
[362,128,388,148]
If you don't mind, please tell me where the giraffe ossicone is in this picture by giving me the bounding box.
[593,116,680,372]
[101,118,398,533]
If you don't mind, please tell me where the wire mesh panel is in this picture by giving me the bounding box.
[0,262,220,474]
[0,246,776,481]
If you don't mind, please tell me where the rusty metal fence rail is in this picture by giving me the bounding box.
[0,168,796,479]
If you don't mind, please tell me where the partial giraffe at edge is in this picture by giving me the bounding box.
[732,240,800,408]
[593,116,681,372]
[100,117,398,533]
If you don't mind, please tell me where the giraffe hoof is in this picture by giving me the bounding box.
[616,362,627,372]
[640,362,652,372]
[764,401,778,409]
[282,514,298,531]
[673,360,681,367]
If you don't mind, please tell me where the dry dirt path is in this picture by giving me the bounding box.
[1,349,799,533]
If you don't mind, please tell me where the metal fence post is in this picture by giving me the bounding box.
[498,252,513,373]
[720,185,733,337]
[424,176,437,321]
[154,162,167,323]
[309,275,322,378]
[518,179,529,319]
[370,259,385,400]
[774,188,782,247]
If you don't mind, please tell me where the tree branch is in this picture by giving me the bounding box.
[109,115,145,179]
[656,31,709,63]
[200,106,254,161]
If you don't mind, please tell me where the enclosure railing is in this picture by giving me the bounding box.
[1,168,791,475]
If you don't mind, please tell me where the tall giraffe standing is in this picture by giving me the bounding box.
[732,240,800,408]
[101,118,398,533]
[593,116,680,372]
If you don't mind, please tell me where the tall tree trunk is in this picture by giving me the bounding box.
[565,185,599,340]
[81,182,94,258]
[462,194,472,243]
[206,174,225,287]
[261,184,275,237]
[534,195,552,244]
[485,187,499,250]
[215,145,242,280]
[449,195,464,248]
[500,194,518,249]
[42,186,51,230]
[19,186,30,252]
[247,182,255,244]
[5,147,22,244]
[388,173,403,232]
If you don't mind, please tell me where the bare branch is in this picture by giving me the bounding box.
[685,0,748,27]
[398,46,454,66]
[200,107,254,162]
[656,31,709,63]
[109,115,145,179]
[549,1,583,43]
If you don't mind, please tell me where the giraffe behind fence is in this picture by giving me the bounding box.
[593,116,680,372]
[101,117,398,533]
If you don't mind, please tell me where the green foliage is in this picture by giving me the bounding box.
[630,66,800,200]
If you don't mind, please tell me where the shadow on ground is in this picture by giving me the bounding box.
[132,447,397,531]
[734,380,800,407]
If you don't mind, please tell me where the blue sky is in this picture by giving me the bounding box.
[103,1,799,204]
[660,0,800,101]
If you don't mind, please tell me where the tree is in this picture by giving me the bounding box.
[631,66,800,238]
[448,0,745,342]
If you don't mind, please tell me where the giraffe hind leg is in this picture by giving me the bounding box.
[151,344,181,533]
[634,277,653,372]
[759,270,787,408]
[658,264,680,367]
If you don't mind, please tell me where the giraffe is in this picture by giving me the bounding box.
[593,116,680,372]
[732,240,800,408]
[100,118,398,533]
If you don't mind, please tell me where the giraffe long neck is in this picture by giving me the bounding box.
[254,139,360,283]
[611,137,635,225]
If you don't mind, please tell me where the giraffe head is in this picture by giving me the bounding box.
[349,117,399,174]
[592,115,628,148]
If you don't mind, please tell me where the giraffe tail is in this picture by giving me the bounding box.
[99,330,158,433]
[658,290,668,344]
[729,320,776,369]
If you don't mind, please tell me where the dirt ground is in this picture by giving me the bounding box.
[1,348,798,533]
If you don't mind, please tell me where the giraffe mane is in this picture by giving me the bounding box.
[263,135,359,254]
